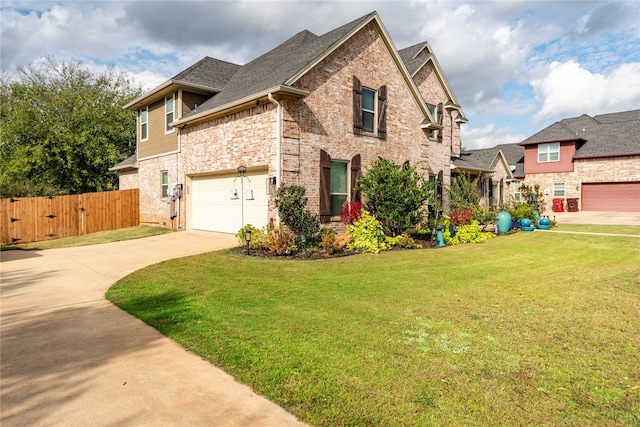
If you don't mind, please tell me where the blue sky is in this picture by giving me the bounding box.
[2,0,639,149]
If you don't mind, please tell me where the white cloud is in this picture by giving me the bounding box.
[531,60,640,124]
[461,124,526,150]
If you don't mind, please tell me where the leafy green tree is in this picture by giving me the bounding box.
[0,58,142,197]
[357,158,433,236]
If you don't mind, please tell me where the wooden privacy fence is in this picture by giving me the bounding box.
[1,189,139,245]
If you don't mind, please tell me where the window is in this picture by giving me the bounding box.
[352,76,387,139]
[427,104,437,139]
[553,182,565,197]
[161,171,169,198]
[320,150,361,223]
[513,180,521,201]
[330,161,348,216]
[361,88,376,133]
[140,107,148,141]
[165,95,174,133]
[538,142,559,162]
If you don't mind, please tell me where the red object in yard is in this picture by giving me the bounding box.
[553,198,564,212]
[566,198,579,212]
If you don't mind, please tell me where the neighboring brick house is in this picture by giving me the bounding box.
[456,109,640,212]
[112,12,467,232]
[451,147,515,208]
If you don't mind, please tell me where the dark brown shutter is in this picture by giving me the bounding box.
[378,85,387,140]
[353,76,363,135]
[437,102,443,143]
[350,154,362,202]
[320,149,332,223]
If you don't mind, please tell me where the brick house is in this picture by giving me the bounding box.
[456,109,640,212]
[111,12,467,233]
[451,147,515,208]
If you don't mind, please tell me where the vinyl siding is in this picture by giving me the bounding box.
[182,91,211,115]
[139,95,179,159]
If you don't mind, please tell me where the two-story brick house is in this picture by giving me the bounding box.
[112,12,467,233]
[456,110,640,212]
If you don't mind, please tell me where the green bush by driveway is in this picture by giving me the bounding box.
[107,232,640,426]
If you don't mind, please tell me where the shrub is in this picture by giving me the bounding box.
[386,233,420,249]
[236,224,268,249]
[447,173,481,210]
[471,205,495,224]
[267,225,296,255]
[449,207,473,226]
[508,201,533,221]
[443,219,495,245]
[347,210,388,254]
[357,158,433,236]
[339,200,362,224]
[274,185,320,242]
[320,227,338,254]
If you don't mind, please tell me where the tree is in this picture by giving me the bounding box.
[0,58,142,197]
[357,158,433,236]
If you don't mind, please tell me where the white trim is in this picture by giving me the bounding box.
[538,142,560,163]
[165,95,175,134]
[140,107,148,142]
[137,149,181,162]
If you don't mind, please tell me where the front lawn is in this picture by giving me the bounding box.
[107,232,640,426]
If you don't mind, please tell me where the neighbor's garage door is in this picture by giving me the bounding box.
[582,182,640,212]
[191,171,269,233]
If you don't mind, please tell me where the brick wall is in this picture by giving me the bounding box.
[137,154,178,226]
[522,155,640,211]
[292,22,431,222]
[413,61,464,210]
[118,169,139,190]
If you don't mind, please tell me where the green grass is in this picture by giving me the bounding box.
[1,225,175,250]
[107,232,640,426]
[554,224,640,236]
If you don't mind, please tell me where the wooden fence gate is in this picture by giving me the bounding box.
[0,189,139,245]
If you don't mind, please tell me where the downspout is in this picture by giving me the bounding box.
[268,93,282,226]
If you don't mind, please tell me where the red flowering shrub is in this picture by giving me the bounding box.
[449,207,473,226]
[339,201,362,224]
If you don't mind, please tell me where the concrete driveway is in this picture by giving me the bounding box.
[1,231,307,427]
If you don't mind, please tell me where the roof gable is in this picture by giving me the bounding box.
[398,40,463,112]
[521,109,640,158]
[177,11,434,126]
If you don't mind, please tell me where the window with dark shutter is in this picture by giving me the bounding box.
[353,76,363,135]
[437,102,443,143]
[350,154,361,202]
[378,85,387,140]
[320,150,332,223]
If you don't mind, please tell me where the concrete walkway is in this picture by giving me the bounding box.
[542,210,640,225]
[1,231,307,427]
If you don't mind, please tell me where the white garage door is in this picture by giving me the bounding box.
[191,171,269,233]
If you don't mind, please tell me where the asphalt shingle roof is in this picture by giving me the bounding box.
[183,12,375,118]
[172,57,241,90]
[522,110,640,158]
[398,42,430,75]
[454,143,525,178]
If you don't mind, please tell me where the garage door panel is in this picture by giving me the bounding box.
[582,182,640,212]
[192,172,268,233]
